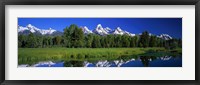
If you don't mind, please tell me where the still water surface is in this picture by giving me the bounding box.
[25,55,182,67]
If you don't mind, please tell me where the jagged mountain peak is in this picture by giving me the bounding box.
[112,27,126,35]
[80,26,93,34]
[97,24,102,28]
[93,24,108,35]
[116,27,122,32]
[27,24,34,28]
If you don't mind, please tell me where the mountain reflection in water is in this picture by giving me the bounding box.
[83,56,182,67]
[18,56,182,67]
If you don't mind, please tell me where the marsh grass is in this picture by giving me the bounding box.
[18,47,181,65]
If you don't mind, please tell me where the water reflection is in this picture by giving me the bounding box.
[64,60,84,67]
[83,56,181,67]
[18,55,182,67]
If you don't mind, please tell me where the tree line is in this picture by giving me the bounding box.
[18,24,182,49]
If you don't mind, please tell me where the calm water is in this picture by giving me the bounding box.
[19,55,182,67]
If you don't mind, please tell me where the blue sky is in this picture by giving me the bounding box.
[18,18,182,38]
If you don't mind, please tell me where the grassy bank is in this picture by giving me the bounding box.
[18,47,181,65]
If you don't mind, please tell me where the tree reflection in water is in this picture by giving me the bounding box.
[140,56,150,67]
[64,60,84,67]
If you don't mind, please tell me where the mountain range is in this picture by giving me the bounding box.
[18,24,173,40]
[18,24,62,36]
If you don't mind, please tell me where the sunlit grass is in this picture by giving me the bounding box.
[18,47,181,65]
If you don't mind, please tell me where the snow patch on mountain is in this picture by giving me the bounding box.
[104,27,112,33]
[124,31,136,36]
[157,34,173,40]
[39,28,56,35]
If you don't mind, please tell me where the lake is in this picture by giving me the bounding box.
[18,55,182,67]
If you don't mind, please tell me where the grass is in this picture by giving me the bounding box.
[18,47,181,65]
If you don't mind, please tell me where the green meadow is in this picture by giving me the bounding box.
[18,47,181,65]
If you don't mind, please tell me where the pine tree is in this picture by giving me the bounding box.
[140,31,150,48]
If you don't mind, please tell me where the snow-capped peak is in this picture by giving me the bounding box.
[112,27,125,35]
[96,24,105,31]
[26,24,40,33]
[93,24,108,35]
[27,24,34,28]
[81,26,93,34]
[112,27,135,36]
[116,27,122,32]
[97,24,103,29]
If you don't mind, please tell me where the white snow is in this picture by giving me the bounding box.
[113,27,124,35]
[160,56,172,61]
[124,31,136,36]
[104,27,112,33]
[18,24,57,35]
[112,27,135,36]
[93,24,108,35]
[39,28,56,35]
[18,25,29,32]
[157,34,173,40]
[81,26,93,34]
[32,61,56,67]
[26,24,40,33]
[83,58,136,67]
